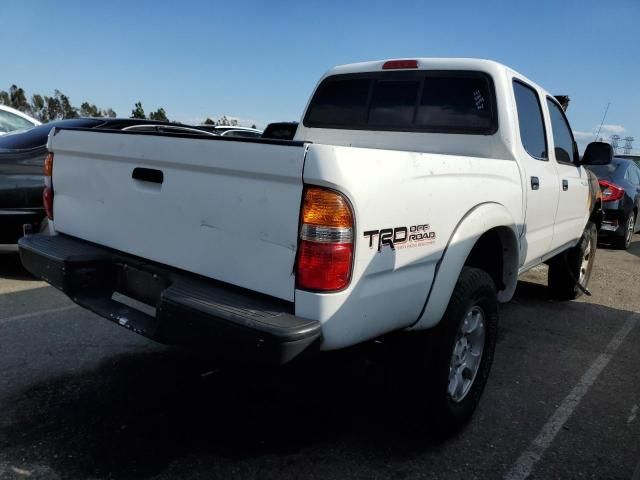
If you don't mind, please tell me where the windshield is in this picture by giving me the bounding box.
[0,109,36,134]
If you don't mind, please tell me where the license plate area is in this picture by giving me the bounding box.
[112,263,170,314]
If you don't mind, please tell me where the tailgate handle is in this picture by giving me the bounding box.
[132,167,163,184]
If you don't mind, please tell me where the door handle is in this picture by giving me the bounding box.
[562,179,568,191]
[531,176,540,190]
[132,167,164,184]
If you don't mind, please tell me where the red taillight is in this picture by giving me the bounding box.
[296,187,354,292]
[44,152,54,219]
[599,180,624,202]
[43,187,54,219]
[297,241,353,291]
[382,59,418,70]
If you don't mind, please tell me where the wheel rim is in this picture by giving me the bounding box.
[579,235,592,285]
[626,215,635,247]
[448,306,486,403]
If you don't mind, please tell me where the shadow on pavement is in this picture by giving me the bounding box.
[627,237,640,258]
[597,233,640,256]
[0,346,422,479]
[0,252,37,282]
[0,278,636,479]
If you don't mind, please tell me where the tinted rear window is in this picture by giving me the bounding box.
[304,71,497,134]
[417,75,494,131]
[305,78,371,127]
[0,119,103,150]
[369,80,420,126]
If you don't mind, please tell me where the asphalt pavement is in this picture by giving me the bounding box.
[0,236,639,480]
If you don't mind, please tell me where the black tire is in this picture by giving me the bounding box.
[391,267,498,439]
[613,211,635,250]
[548,221,597,300]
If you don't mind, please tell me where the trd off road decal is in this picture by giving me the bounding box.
[363,224,436,252]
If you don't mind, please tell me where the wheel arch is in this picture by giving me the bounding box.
[410,202,520,331]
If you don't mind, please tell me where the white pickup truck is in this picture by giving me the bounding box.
[19,58,602,435]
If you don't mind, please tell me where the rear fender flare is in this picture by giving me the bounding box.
[410,202,519,331]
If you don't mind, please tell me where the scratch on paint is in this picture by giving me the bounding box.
[628,405,638,424]
[200,222,219,230]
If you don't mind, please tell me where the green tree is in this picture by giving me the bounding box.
[56,90,78,118]
[45,95,62,121]
[203,117,215,125]
[80,102,100,117]
[130,102,146,119]
[104,108,117,118]
[149,107,168,122]
[31,94,47,122]
[9,85,31,113]
[251,124,256,129]
[0,90,10,106]
[214,116,238,126]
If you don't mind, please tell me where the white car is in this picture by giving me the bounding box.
[0,105,41,135]
[197,125,263,138]
[19,58,602,436]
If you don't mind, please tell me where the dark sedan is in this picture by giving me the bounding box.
[583,144,640,249]
[0,118,214,244]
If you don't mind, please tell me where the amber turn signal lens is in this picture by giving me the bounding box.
[44,152,54,177]
[302,187,353,228]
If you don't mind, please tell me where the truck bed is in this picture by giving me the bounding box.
[48,127,308,301]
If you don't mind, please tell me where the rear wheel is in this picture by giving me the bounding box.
[614,211,635,250]
[548,221,597,300]
[391,267,498,438]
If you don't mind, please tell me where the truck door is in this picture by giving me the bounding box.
[512,79,560,265]
[545,97,590,250]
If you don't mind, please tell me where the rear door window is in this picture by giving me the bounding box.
[513,80,547,160]
[546,98,577,165]
[304,71,497,134]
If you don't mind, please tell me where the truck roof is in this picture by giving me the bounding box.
[323,57,551,99]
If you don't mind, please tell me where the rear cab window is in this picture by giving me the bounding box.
[304,70,498,135]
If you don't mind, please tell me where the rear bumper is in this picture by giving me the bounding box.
[18,233,321,364]
[0,208,44,244]
[599,208,628,237]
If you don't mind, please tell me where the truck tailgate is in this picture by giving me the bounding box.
[48,129,307,301]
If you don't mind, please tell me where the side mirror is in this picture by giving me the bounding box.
[581,141,613,166]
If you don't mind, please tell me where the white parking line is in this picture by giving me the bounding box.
[0,304,78,325]
[505,313,639,480]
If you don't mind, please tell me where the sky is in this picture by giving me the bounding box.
[1,0,638,153]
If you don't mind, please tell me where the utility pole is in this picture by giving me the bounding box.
[610,134,620,153]
[594,102,611,141]
[622,137,635,155]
